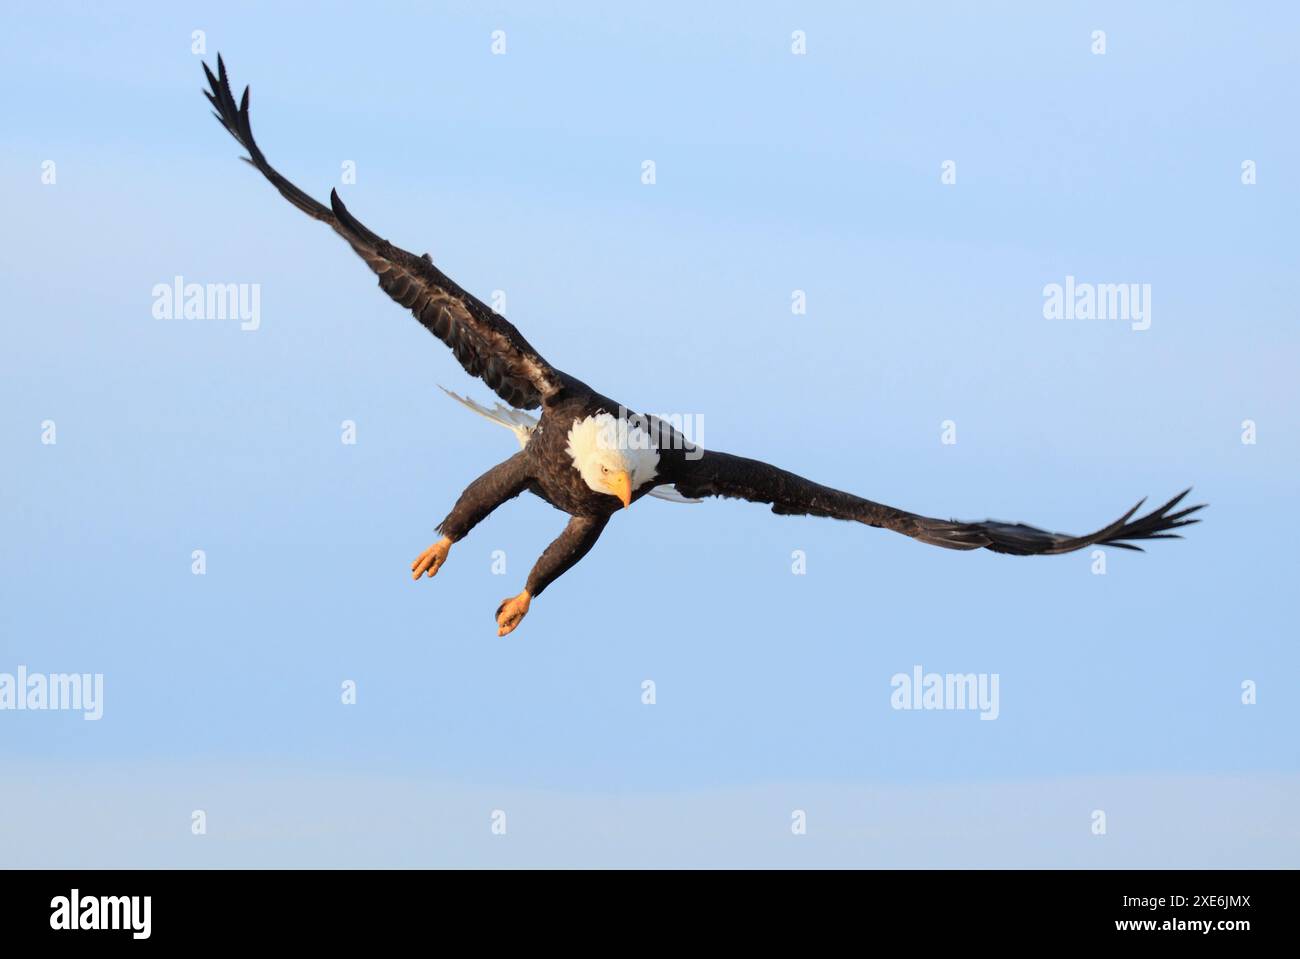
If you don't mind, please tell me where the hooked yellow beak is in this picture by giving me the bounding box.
[608,469,633,509]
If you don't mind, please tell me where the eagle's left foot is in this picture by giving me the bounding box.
[495,590,531,637]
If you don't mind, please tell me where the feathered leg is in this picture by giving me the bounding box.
[413,452,531,581]
[496,514,610,636]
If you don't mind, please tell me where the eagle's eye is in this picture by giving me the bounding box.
[600,465,609,474]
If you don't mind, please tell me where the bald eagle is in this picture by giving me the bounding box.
[202,57,1204,636]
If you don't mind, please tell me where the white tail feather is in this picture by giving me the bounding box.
[439,386,536,449]
[644,484,703,504]
[440,387,701,504]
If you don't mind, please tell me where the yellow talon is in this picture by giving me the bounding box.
[411,537,452,580]
[495,590,532,637]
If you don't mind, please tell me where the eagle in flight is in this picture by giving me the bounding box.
[203,56,1204,636]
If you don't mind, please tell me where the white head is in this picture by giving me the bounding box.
[566,413,660,508]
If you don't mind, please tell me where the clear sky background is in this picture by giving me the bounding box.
[2,2,1297,867]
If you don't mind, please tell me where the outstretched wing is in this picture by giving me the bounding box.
[669,450,1204,555]
[202,55,564,410]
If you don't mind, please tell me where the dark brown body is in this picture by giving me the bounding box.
[434,379,672,598]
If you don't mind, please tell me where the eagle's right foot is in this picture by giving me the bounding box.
[411,537,452,580]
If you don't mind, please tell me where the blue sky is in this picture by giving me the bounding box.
[1,2,1297,867]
